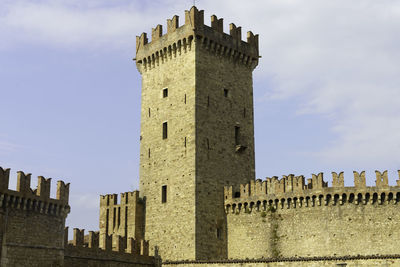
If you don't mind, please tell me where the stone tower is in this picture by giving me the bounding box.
[135,6,259,261]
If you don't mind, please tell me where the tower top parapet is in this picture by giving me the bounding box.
[135,6,259,71]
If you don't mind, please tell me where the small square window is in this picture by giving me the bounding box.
[163,88,168,98]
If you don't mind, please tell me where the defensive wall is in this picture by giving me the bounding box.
[223,170,400,261]
[0,167,70,267]
[99,191,144,242]
[64,227,156,267]
[0,166,156,267]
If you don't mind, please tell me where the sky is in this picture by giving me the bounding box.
[1,0,400,232]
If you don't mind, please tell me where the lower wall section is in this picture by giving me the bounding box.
[226,202,400,259]
[64,245,156,267]
[163,257,400,266]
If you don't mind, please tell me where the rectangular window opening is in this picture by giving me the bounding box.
[163,122,168,139]
[235,126,240,145]
[184,94,187,104]
[113,208,116,229]
[148,148,151,158]
[217,227,222,240]
[162,185,167,203]
[184,137,187,147]
[118,207,121,227]
[148,108,151,117]
[224,89,229,97]
[163,88,168,98]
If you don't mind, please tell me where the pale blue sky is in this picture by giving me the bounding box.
[1,0,400,231]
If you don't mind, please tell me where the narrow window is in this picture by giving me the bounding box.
[216,227,222,240]
[148,148,151,158]
[235,126,240,145]
[125,207,128,237]
[148,108,151,117]
[162,185,167,203]
[184,94,187,104]
[184,137,187,147]
[118,207,121,227]
[113,208,116,229]
[163,122,168,139]
[224,89,229,97]
[105,209,109,235]
[163,88,168,98]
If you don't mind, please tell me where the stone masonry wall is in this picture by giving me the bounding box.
[194,25,257,259]
[99,191,144,244]
[0,167,70,267]
[225,171,400,259]
[163,258,400,266]
[136,14,197,261]
[135,6,259,261]
[65,228,155,267]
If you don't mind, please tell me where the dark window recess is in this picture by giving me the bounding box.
[105,209,109,235]
[118,207,121,227]
[184,137,187,147]
[148,108,151,117]
[162,185,167,203]
[163,122,168,139]
[216,227,222,240]
[163,88,168,98]
[148,148,151,158]
[113,208,116,229]
[224,89,229,97]
[184,94,187,104]
[235,126,240,145]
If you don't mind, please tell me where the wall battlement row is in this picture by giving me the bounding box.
[100,191,141,207]
[66,227,149,256]
[225,170,400,213]
[0,167,70,210]
[136,6,259,72]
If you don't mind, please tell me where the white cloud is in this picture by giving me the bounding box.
[199,0,400,166]
[1,0,399,167]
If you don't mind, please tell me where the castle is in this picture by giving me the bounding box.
[1,6,400,267]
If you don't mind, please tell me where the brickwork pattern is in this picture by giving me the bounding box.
[225,171,400,259]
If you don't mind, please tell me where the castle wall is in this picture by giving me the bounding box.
[225,171,400,260]
[194,27,257,260]
[137,19,197,261]
[99,191,144,243]
[163,258,400,266]
[65,227,156,267]
[135,7,259,261]
[0,168,70,267]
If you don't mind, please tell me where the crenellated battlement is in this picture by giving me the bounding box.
[65,227,149,256]
[225,170,400,214]
[0,166,70,216]
[100,191,141,207]
[135,6,259,72]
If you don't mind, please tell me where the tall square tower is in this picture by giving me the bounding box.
[136,6,259,261]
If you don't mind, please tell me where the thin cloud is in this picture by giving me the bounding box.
[1,0,400,167]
